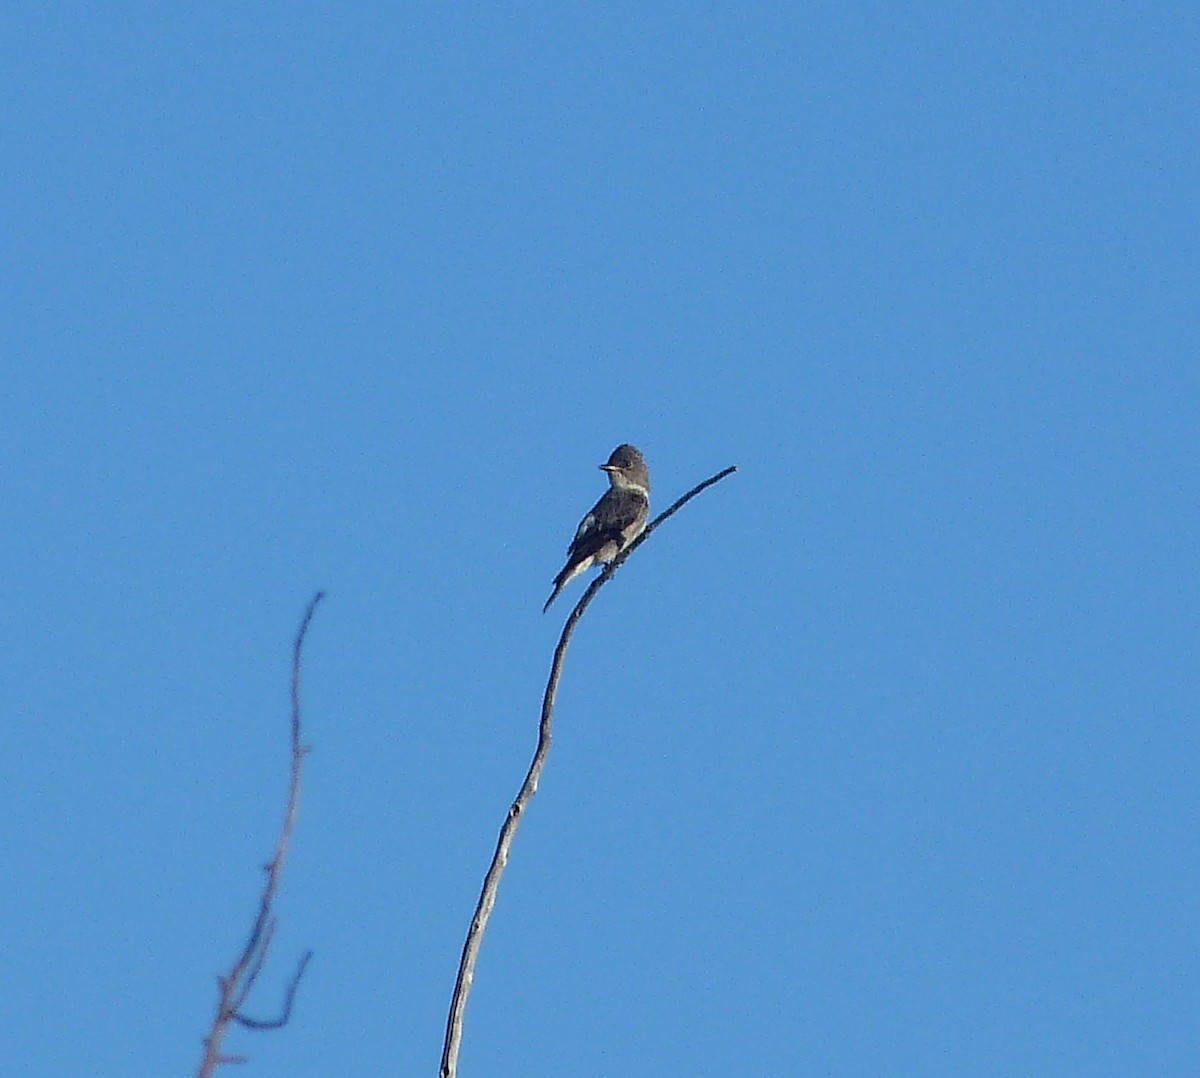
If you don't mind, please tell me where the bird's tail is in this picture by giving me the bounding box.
[542,580,565,614]
[543,560,578,613]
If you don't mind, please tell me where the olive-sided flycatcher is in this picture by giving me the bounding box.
[543,444,651,613]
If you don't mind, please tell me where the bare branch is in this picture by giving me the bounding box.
[231,917,275,1014]
[233,950,315,1029]
[195,591,324,1078]
[439,465,738,1077]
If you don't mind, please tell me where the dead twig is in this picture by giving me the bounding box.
[195,591,324,1077]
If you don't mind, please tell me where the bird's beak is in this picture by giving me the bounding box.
[600,464,617,473]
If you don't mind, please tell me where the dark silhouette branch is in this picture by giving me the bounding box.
[195,591,324,1078]
[439,464,738,1078]
[233,950,314,1029]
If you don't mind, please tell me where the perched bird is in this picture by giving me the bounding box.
[543,444,651,613]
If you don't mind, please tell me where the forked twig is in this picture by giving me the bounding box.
[195,591,324,1077]
[439,465,737,1077]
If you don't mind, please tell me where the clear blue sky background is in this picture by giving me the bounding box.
[3,6,1195,1076]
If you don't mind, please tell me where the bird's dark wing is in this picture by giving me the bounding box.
[564,489,644,561]
[544,490,648,613]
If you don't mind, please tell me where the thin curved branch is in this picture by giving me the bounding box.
[439,464,737,1078]
[233,950,315,1029]
[195,590,324,1078]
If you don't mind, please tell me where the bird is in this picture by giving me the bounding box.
[543,444,651,613]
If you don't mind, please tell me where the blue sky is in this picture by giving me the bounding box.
[3,5,1196,1076]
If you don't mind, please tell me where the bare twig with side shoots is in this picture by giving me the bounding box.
[440,465,738,1078]
[195,591,324,1077]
